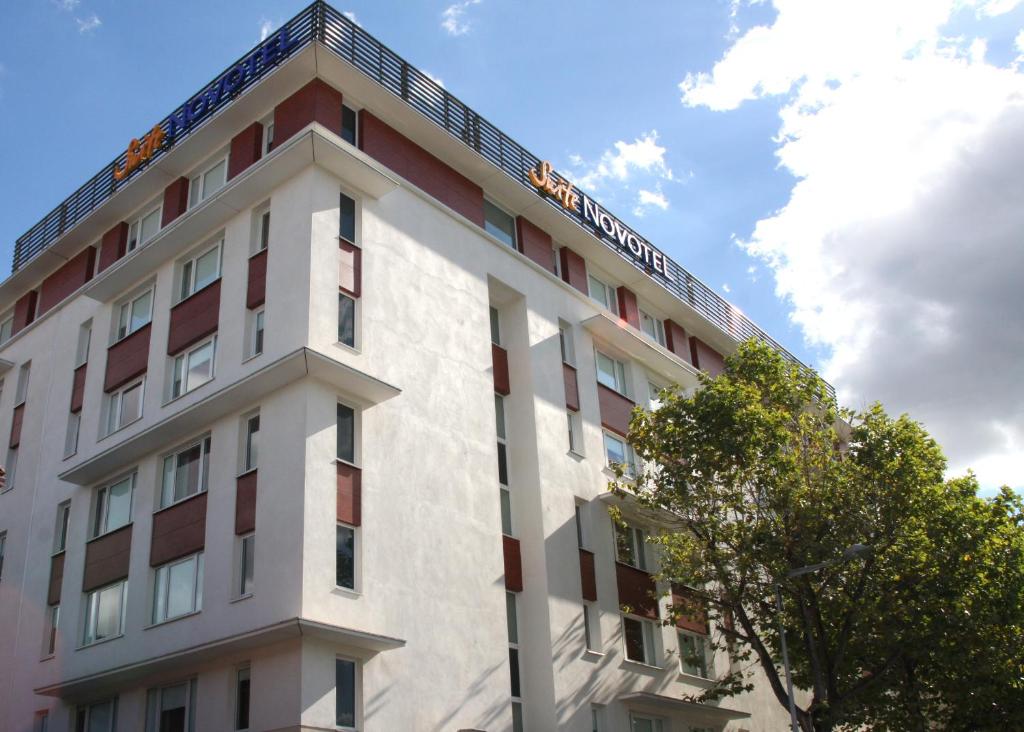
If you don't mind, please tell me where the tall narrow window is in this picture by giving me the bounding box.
[105,378,144,435]
[603,432,636,476]
[574,502,589,549]
[247,308,265,358]
[623,616,657,666]
[588,274,616,312]
[145,678,197,732]
[496,394,511,535]
[239,534,255,597]
[235,666,251,730]
[595,351,627,395]
[639,309,665,346]
[54,501,71,553]
[65,411,82,457]
[93,475,134,537]
[263,122,275,155]
[583,603,598,651]
[484,200,516,248]
[0,313,13,344]
[567,411,583,455]
[489,307,501,345]
[44,604,59,656]
[336,524,355,590]
[160,437,211,508]
[678,630,710,678]
[243,414,260,472]
[335,658,357,729]
[34,711,48,732]
[15,362,31,405]
[340,193,356,244]
[558,320,575,365]
[506,591,523,731]
[75,321,92,367]
[614,523,648,571]
[341,105,358,145]
[339,192,359,349]
[256,209,271,252]
[152,553,203,624]
[338,293,355,348]
[336,403,355,463]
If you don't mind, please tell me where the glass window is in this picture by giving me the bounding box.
[574,503,588,549]
[152,553,203,624]
[0,315,13,345]
[83,580,126,644]
[239,534,255,597]
[500,484,513,536]
[244,415,260,472]
[631,715,664,732]
[190,157,227,207]
[623,616,656,666]
[341,105,357,145]
[512,702,524,732]
[160,437,211,508]
[251,309,265,357]
[509,648,521,698]
[505,591,518,644]
[179,243,221,301]
[591,705,606,732]
[45,604,60,656]
[614,523,647,571]
[116,289,153,341]
[15,362,31,404]
[54,501,71,553]
[75,699,116,732]
[235,666,251,730]
[338,293,355,347]
[558,321,575,365]
[567,411,583,455]
[484,200,516,248]
[640,310,665,345]
[34,711,48,732]
[145,679,197,732]
[678,630,710,678]
[336,524,355,590]
[128,205,162,251]
[583,603,596,650]
[337,403,355,463]
[171,338,216,399]
[588,275,615,311]
[257,209,271,252]
[603,432,635,476]
[595,351,627,394]
[494,394,506,440]
[65,411,82,457]
[335,658,356,729]
[93,475,134,537]
[340,193,356,243]
[263,122,274,155]
[5,447,17,491]
[106,379,144,435]
[75,322,92,367]
[489,307,501,345]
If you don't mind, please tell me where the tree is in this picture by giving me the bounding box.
[619,339,1024,731]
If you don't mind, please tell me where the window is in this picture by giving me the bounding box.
[647,381,663,410]
[105,378,144,434]
[340,192,356,244]
[15,361,31,405]
[65,411,82,457]
[0,531,5,582]
[235,666,251,730]
[506,591,523,730]
[115,289,153,341]
[583,603,598,651]
[630,714,664,732]
[639,309,665,346]
[152,553,203,624]
[603,432,636,476]
[93,475,134,537]
[0,314,13,345]
[484,199,516,248]
[75,699,117,732]
[558,320,575,365]
[588,274,616,312]
[4,447,17,491]
[505,591,518,644]
[189,156,227,207]
[44,604,59,656]
[171,337,216,399]
[75,321,92,367]
[595,351,627,395]
[255,208,271,252]
[574,502,589,549]
[512,702,524,732]
[263,121,275,155]
[591,705,607,732]
[336,524,355,590]
[678,630,710,678]
[34,711,48,732]
[338,193,359,349]
[341,104,358,145]
[83,580,127,644]
[128,205,161,251]
[496,394,511,535]
[248,308,265,358]
[623,616,657,666]
[489,306,501,345]
[567,411,583,455]
[178,242,221,301]
[145,679,197,732]
[54,501,71,553]
[239,534,255,597]
[243,414,260,472]
[338,293,355,348]
[337,403,355,463]
[335,658,357,729]
[615,523,648,571]
[160,436,211,508]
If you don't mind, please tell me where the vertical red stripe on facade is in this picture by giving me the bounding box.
[689,336,726,377]
[98,222,129,273]
[597,383,634,438]
[47,552,65,606]
[167,280,221,355]
[492,344,511,396]
[104,323,151,392]
[358,110,486,227]
[273,78,343,145]
[11,290,38,336]
[336,462,362,526]
[671,584,710,634]
[246,250,268,310]
[503,535,524,592]
[615,562,658,620]
[558,247,588,294]
[616,286,641,329]
[235,470,258,535]
[70,364,87,413]
[228,122,264,180]
[82,525,132,592]
[515,216,555,273]
[150,492,207,567]
[9,404,24,448]
[161,176,190,228]
[663,319,691,363]
[38,247,96,316]
[563,363,580,412]
[579,548,597,602]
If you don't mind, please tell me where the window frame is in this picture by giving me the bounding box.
[82,579,127,646]
[337,291,357,349]
[43,603,60,657]
[496,393,512,535]
[253,205,271,254]
[105,377,145,435]
[335,656,359,731]
[238,533,255,598]
[622,615,658,667]
[336,522,357,591]
[75,699,117,732]
[242,413,260,473]
[246,307,265,359]
[235,664,252,731]
[151,552,204,625]
[0,313,13,345]
[159,435,212,510]
[639,308,666,346]
[567,410,584,456]
[677,629,711,679]
[595,350,628,396]
[558,320,576,366]
[54,500,71,553]
[75,321,93,367]
[145,677,198,732]
[189,154,228,209]
[588,274,617,313]
[170,336,217,400]
[114,287,154,343]
[15,361,31,405]
[65,410,82,458]
[128,204,162,253]
[483,198,517,249]
[602,431,636,477]
[177,240,223,303]
[92,473,135,538]
[341,104,358,146]
[336,401,358,465]
[614,522,649,571]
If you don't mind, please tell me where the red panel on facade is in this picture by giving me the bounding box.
[104,323,151,393]
[358,110,485,227]
[616,286,641,329]
[9,403,24,448]
[663,319,691,363]
[339,240,361,298]
[161,176,190,228]
[689,336,726,377]
[492,344,511,396]
[98,222,129,273]
[616,562,658,620]
[597,383,634,438]
[503,535,524,592]
[558,247,588,294]
[671,584,710,634]
[150,492,207,567]
[228,122,264,180]
[236,470,258,535]
[11,290,38,336]
[246,250,268,310]
[336,462,362,527]
[274,78,343,145]
[515,216,555,273]
[563,363,580,412]
[70,364,87,413]
[38,247,96,316]
[167,280,221,355]
[579,548,597,602]
[82,525,132,592]
[47,552,65,606]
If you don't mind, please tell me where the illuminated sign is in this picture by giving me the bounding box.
[527,161,673,281]
[113,124,165,181]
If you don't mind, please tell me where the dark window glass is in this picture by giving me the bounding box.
[341,106,357,145]
[623,617,646,663]
[340,194,356,243]
[497,442,508,486]
[259,211,270,251]
[338,293,355,347]
[336,658,356,727]
[336,525,355,589]
[509,647,521,698]
[337,404,354,462]
[235,667,251,730]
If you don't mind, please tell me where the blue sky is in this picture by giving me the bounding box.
[1,1,1023,491]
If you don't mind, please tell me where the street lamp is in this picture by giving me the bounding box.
[775,544,873,732]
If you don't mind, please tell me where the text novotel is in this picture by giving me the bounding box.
[528,161,673,281]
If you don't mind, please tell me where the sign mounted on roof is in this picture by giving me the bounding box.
[527,161,673,281]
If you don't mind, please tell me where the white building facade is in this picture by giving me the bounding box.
[0,5,805,731]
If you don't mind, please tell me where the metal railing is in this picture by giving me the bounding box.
[11,1,829,394]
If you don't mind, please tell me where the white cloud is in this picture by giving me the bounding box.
[633,186,670,217]
[680,0,1024,489]
[974,0,1024,16]
[422,69,445,88]
[442,0,482,37]
[52,0,79,10]
[570,130,674,191]
[722,283,732,293]
[1015,28,1024,54]
[258,19,275,41]
[75,13,100,33]
[343,11,361,27]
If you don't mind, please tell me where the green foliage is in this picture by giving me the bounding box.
[620,339,1024,731]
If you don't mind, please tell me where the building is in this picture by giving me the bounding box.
[0,4,810,731]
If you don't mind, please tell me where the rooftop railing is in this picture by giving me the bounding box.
[11,1,830,395]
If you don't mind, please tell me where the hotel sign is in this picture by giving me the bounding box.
[528,161,673,281]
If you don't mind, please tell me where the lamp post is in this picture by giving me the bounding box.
[775,544,872,732]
